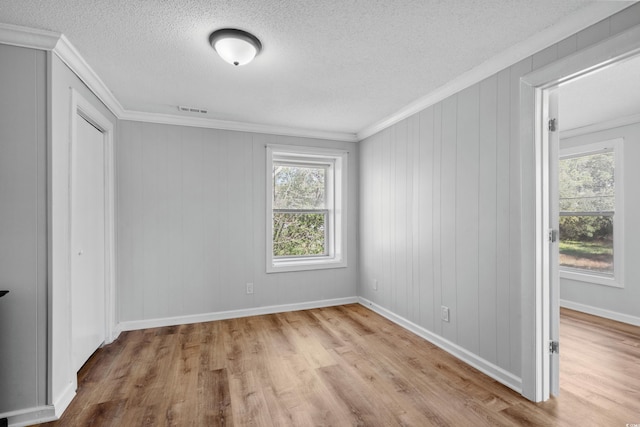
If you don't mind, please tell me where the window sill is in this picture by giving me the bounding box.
[560,269,623,288]
[267,257,347,273]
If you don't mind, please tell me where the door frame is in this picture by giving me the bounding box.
[519,23,640,402]
[68,88,116,352]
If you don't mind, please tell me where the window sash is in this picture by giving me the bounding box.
[272,209,329,258]
[273,162,329,211]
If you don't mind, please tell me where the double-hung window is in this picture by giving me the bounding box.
[266,145,347,273]
[559,138,624,287]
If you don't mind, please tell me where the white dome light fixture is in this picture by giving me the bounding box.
[209,28,262,66]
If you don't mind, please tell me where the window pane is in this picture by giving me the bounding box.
[273,165,325,209]
[273,212,326,256]
[559,215,613,275]
[559,152,614,212]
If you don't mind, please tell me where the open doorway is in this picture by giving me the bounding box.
[519,22,640,403]
[553,53,640,409]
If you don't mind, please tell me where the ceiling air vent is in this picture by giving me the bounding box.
[178,105,208,114]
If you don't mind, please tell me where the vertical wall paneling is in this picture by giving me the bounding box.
[202,129,223,311]
[142,124,171,318]
[408,114,420,324]
[509,58,532,376]
[181,126,206,315]
[456,85,480,354]
[432,103,443,337]
[117,121,143,320]
[417,108,435,331]
[166,125,184,317]
[381,128,392,305]
[394,120,408,318]
[478,76,499,363]
[495,68,512,371]
[440,95,458,343]
[361,131,374,300]
[0,44,47,414]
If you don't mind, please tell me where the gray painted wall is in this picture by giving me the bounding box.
[0,44,47,413]
[560,122,640,320]
[358,4,640,382]
[116,122,358,323]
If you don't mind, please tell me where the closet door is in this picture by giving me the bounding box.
[71,114,106,372]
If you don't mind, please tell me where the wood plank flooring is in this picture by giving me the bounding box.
[34,304,640,426]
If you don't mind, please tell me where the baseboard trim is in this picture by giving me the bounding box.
[53,381,76,419]
[1,405,57,427]
[560,299,640,326]
[116,296,359,333]
[358,297,522,394]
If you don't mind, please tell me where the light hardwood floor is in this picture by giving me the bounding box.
[35,304,639,426]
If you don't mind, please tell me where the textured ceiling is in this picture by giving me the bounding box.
[0,1,634,136]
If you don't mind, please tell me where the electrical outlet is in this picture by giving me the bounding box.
[373,279,378,291]
[441,305,450,322]
[246,282,254,294]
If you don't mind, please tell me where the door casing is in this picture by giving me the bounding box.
[66,88,116,388]
[519,23,640,402]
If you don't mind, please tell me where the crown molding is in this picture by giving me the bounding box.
[0,22,60,50]
[52,34,126,117]
[121,110,358,142]
[560,112,640,139]
[356,2,634,141]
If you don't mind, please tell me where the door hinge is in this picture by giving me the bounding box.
[549,340,560,354]
[548,229,558,243]
[548,118,557,132]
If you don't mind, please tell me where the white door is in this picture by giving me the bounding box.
[71,114,106,372]
[547,88,561,397]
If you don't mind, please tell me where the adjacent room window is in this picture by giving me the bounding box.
[266,145,347,273]
[559,138,624,287]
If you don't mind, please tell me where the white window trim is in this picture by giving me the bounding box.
[266,144,348,273]
[559,138,624,288]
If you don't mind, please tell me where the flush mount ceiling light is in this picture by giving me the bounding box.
[209,28,262,66]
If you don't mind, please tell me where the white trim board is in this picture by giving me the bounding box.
[116,297,358,334]
[358,298,523,395]
[1,405,57,427]
[560,299,640,327]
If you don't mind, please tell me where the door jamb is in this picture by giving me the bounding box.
[520,23,640,402]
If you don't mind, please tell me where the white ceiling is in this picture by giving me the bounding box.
[559,53,640,131]
[0,1,635,139]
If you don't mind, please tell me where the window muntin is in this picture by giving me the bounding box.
[266,145,347,273]
[559,139,623,286]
